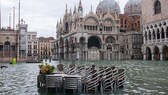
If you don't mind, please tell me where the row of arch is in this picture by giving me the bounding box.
[145,45,168,60]
[144,25,168,42]
[55,36,116,49]
[0,41,16,57]
[54,36,117,60]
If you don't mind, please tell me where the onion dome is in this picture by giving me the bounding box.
[124,0,142,16]
[96,0,120,14]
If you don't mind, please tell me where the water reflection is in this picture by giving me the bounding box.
[0,60,168,95]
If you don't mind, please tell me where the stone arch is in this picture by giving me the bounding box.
[104,18,114,25]
[84,16,99,25]
[154,46,160,60]
[161,27,164,39]
[162,45,168,60]
[79,37,85,50]
[105,36,115,43]
[79,37,85,44]
[156,28,160,39]
[146,47,152,60]
[152,29,156,39]
[4,41,10,51]
[145,31,147,41]
[149,30,151,40]
[88,36,101,49]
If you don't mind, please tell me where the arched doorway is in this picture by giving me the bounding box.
[146,47,152,60]
[88,36,101,49]
[106,36,116,60]
[4,41,11,57]
[88,36,101,60]
[154,46,160,60]
[163,46,168,60]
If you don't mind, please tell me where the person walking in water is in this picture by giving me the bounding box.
[11,57,17,64]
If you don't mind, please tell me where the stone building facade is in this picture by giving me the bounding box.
[0,19,39,62]
[54,0,143,61]
[38,37,55,60]
[0,28,18,62]
[142,0,168,60]
[26,32,38,61]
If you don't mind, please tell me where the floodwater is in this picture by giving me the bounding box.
[0,60,168,95]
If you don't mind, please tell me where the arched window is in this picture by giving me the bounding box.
[4,41,10,51]
[65,22,69,31]
[154,0,161,14]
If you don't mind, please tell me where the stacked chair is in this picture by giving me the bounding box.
[63,76,81,94]
[86,68,99,93]
[38,64,126,94]
[45,75,62,92]
[67,64,76,75]
[103,67,114,91]
[117,69,126,88]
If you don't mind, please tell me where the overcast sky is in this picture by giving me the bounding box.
[1,0,128,38]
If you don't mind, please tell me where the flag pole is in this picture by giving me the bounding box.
[0,0,1,32]
[13,7,15,30]
[16,0,21,62]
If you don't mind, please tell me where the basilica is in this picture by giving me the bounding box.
[54,0,143,60]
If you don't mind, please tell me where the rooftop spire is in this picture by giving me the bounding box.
[73,5,76,15]
[69,7,72,16]
[60,18,62,24]
[78,0,83,15]
[91,5,93,12]
[65,3,68,14]
[79,0,82,7]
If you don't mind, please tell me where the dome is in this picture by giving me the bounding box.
[124,0,142,16]
[96,0,120,14]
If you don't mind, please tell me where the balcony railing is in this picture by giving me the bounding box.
[145,38,168,45]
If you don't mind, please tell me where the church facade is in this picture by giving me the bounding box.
[142,0,168,61]
[54,0,143,60]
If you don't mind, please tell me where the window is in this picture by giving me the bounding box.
[65,22,69,31]
[154,0,161,14]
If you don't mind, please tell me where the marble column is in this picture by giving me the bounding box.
[143,36,146,44]
[160,32,162,42]
[147,31,149,44]
[152,53,154,61]
[164,32,166,41]
[160,52,163,61]
[143,54,146,60]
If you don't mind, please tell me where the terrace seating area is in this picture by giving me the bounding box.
[37,63,126,94]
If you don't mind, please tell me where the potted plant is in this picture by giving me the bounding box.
[38,63,55,74]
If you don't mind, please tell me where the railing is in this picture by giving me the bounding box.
[146,39,167,44]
